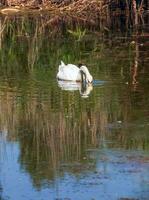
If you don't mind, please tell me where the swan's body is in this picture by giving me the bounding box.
[57,61,93,83]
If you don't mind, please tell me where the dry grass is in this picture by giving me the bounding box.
[0,0,105,27]
[0,0,104,16]
[0,0,147,27]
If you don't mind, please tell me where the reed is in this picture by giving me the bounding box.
[0,0,148,25]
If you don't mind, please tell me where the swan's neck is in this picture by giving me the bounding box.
[80,70,87,83]
[80,70,87,93]
[80,66,92,83]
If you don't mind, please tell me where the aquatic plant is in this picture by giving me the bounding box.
[68,26,86,41]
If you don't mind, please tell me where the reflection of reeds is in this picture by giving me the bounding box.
[0,12,149,187]
[0,87,105,186]
[0,7,148,72]
[0,17,8,50]
[27,19,45,70]
[0,74,149,187]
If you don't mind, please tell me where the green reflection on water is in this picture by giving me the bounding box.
[0,15,149,190]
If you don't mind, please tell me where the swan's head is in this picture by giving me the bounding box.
[80,65,93,83]
[80,84,93,98]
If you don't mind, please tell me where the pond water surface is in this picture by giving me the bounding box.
[0,15,149,200]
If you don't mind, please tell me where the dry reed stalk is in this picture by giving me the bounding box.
[0,0,103,17]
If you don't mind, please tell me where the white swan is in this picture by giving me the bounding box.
[57,61,93,83]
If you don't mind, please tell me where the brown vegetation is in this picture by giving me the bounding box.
[1,0,148,14]
[0,0,148,31]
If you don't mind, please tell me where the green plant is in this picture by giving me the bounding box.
[68,26,86,41]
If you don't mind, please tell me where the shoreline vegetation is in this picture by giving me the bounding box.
[0,0,148,16]
[0,1,148,71]
[0,0,148,32]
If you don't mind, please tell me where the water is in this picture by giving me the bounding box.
[0,15,149,200]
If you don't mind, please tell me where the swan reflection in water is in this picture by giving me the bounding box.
[57,80,93,98]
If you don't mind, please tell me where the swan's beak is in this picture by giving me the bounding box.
[87,76,93,84]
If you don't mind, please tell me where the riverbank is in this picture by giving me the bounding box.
[1,0,148,16]
[1,0,149,31]
[1,0,103,13]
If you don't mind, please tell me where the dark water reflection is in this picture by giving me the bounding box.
[0,15,149,200]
